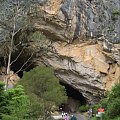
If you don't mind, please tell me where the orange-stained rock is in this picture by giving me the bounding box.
[0,70,20,88]
[42,0,63,15]
[52,42,109,74]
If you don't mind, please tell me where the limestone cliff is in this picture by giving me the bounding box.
[31,0,120,103]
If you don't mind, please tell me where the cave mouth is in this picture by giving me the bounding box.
[60,82,87,112]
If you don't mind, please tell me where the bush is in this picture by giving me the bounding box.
[107,97,120,119]
[113,117,120,120]
[92,104,100,114]
[2,115,19,120]
[79,105,89,112]
[105,82,120,119]
[94,81,120,120]
[0,82,10,119]
[0,83,30,120]
[108,83,120,100]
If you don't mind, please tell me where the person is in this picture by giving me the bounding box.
[63,112,66,117]
[62,111,64,118]
[70,115,77,120]
[64,113,69,120]
[98,107,104,113]
[88,108,92,119]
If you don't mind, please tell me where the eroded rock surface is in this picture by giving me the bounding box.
[40,42,119,103]
[33,0,120,43]
[31,0,120,103]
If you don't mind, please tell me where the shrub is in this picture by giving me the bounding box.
[99,98,108,110]
[108,83,120,100]
[92,104,100,114]
[99,82,120,119]
[2,115,19,120]
[0,83,30,120]
[107,97,120,119]
[113,117,120,120]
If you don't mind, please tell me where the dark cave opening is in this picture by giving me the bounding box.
[11,61,35,78]
[60,82,87,112]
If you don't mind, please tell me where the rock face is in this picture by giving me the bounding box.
[41,42,120,103]
[0,67,20,89]
[30,0,120,103]
[34,0,120,43]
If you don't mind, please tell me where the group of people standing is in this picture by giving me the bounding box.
[61,111,77,120]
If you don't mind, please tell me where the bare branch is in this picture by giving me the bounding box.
[10,47,24,66]
[20,61,34,71]
[14,41,22,47]
[15,53,34,74]
[14,28,21,36]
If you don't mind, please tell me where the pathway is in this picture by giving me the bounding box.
[74,113,87,120]
[52,113,87,120]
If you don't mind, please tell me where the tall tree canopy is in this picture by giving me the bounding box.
[19,66,67,119]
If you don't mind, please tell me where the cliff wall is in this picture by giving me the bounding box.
[30,0,120,103]
[27,0,120,103]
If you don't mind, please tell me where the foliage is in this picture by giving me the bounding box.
[112,9,120,16]
[106,97,120,119]
[92,104,101,114]
[0,82,30,120]
[111,9,120,21]
[91,117,96,120]
[19,66,67,119]
[27,93,45,119]
[0,81,5,91]
[28,31,50,54]
[113,117,120,120]
[93,81,120,120]
[6,85,30,119]
[92,98,108,114]
[79,105,89,112]
[108,83,120,99]
[105,82,120,119]
[0,82,9,119]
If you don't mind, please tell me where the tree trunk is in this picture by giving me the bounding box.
[5,17,16,90]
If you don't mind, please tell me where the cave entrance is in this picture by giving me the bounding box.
[60,82,87,113]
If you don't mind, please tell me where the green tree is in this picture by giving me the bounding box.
[0,82,30,120]
[93,79,120,120]
[106,82,120,119]
[19,66,67,120]
[0,82,9,119]
[4,85,30,120]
